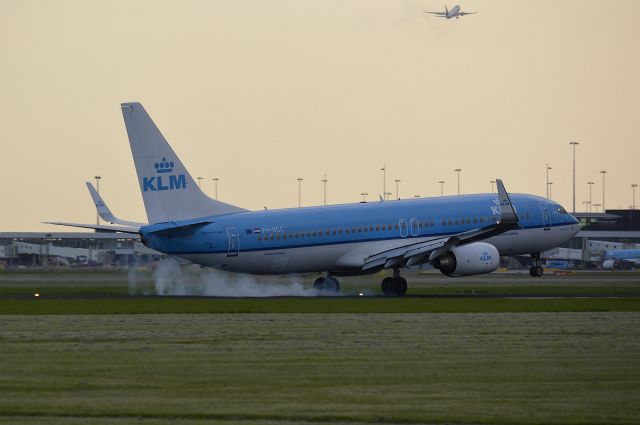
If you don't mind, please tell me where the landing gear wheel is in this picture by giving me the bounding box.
[534,265,544,277]
[391,277,407,296]
[314,277,326,290]
[529,265,544,277]
[381,277,407,296]
[381,277,394,296]
[314,276,340,293]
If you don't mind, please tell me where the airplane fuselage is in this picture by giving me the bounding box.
[141,193,579,275]
[447,5,461,18]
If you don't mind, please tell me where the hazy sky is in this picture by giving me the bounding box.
[1,0,639,231]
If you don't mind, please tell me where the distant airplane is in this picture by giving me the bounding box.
[424,5,477,19]
[47,102,579,296]
[602,249,640,270]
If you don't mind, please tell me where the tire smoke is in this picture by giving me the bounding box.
[148,258,322,297]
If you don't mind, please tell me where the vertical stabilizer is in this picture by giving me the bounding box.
[121,102,247,224]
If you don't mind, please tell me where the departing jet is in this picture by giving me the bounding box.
[424,5,477,19]
[47,103,579,296]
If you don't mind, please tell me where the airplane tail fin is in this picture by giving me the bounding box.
[445,5,449,14]
[120,102,247,224]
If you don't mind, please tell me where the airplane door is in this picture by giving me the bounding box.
[542,208,551,231]
[226,227,239,257]
[410,218,419,237]
[399,219,409,237]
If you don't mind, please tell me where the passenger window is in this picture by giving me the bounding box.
[376,225,380,231]
[339,229,343,234]
[345,229,350,234]
[370,225,375,231]
[382,224,386,230]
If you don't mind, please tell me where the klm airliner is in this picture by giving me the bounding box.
[48,103,580,296]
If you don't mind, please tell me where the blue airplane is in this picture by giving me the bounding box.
[602,249,640,269]
[48,103,580,295]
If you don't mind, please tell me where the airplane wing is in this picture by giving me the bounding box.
[86,182,146,227]
[362,179,519,271]
[423,10,447,16]
[460,11,478,15]
[43,221,141,234]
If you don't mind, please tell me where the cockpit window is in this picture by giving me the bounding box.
[557,206,567,214]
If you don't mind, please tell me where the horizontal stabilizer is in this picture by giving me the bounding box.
[86,182,145,227]
[44,221,140,234]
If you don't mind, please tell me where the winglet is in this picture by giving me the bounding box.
[496,179,518,224]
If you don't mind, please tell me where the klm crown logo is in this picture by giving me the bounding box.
[155,157,174,174]
[143,156,187,192]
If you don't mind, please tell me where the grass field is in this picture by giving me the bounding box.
[0,269,639,424]
[1,313,639,425]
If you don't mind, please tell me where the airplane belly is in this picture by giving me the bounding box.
[180,237,442,275]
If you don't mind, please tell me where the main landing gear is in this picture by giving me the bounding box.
[529,253,544,277]
[381,269,408,296]
[314,275,340,293]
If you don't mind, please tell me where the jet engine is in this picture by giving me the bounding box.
[432,242,500,277]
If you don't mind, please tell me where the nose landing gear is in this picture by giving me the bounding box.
[529,253,544,277]
[381,269,408,296]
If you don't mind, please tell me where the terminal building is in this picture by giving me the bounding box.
[0,232,162,268]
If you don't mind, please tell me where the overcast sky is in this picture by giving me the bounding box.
[1,0,639,230]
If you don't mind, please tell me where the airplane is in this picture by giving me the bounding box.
[47,102,580,296]
[424,5,477,19]
[602,249,640,270]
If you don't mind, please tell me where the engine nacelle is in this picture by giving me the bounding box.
[602,259,615,269]
[432,242,500,277]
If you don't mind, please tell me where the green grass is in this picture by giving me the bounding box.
[1,313,639,424]
[1,297,640,315]
[1,269,639,298]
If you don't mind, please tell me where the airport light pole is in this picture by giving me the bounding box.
[380,166,387,200]
[600,170,607,212]
[394,179,401,200]
[438,180,445,196]
[321,174,328,206]
[632,184,638,210]
[548,182,553,199]
[197,176,203,188]
[360,192,368,202]
[569,141,579,213]
[454,169,462,195]
[490,180,496,194]
[94,175,101,225]
[593,203,601,213]
[587,181,594,213]
[212,178,219,200]
[297,178,303,208]
[582,201,590,212]
[384,192,392,200]
[546,164,552,198]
